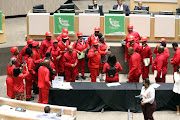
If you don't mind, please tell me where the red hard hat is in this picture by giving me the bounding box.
[94,27,100,31]
[127,24,133,29]
[53,39,58,43]
[45,32,52,36]
[128,35,135,41]
[27,39,34,45]
[77,32,83,36]
[10,46,18,53]
[32,41,39,47]
[62,33,68,39]
[141,37,148,42]
[62,28,69,34]
[92,40,99,45]
[159,38,167,43]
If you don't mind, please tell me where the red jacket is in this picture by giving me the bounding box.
[103,62,123,82]
[13,72,29,93]
[7,65,15,77]
[26,57,36,80]
[128,52,141,76]
[171,48,180,72]
[87,34,99,47]
[47,46,62,63]
[152,53,167,78]
[19,45,28,63]
[64,50,78,72]
[125,42,139,61]
[12,55,20,67]
[40,39,53,58]
[32,48,41,64]
[99,42,108,51]
[38,66,51,89]
[58,40,71,52]
[56,34,71,44]
[73,40,88,52]
[154,47,169,58]
[87,46,107,68]
[126,31,141,45]
[139,44,153,65]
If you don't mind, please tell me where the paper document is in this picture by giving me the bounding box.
[52,80,61,88]
[59,82,73,90]
[106,82,121,87]
[77,52,85,59]
[151,83,160,88]
[143,58,150,66]
[154,70,162,78]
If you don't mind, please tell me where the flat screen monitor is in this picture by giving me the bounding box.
[60,9,75,13]
[33,9,46,13]
[85,9,99,14]
[159,11,173,15]
[88,4,94,9]
[133,10,148,14]
[33,4,44,9]
[60,3,74,9]
[109,10,123,14]
[176,8,180,13]
[142,6,149,12]
[88,4,103,15]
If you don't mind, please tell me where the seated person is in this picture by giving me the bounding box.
[93,1,99,10]
[113,0,130,16]
[134,2,149,11]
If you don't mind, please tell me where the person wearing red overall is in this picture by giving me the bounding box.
[103,55,123,82]
[125,24,141,45]
[47,40,62,75]
[171,42,180,82]
[125,35,139,62]
[38,59,51,104]
[73,32,88,80]
[19,39,34,64]
[6,58,17,99]
[25,48,36,101]
[58,33,71,76]
[40,32,53,58]
[151,46,167,83]
[56,28,71,44]
[11,46,20,67]
[32,41,42,65]
[87,27,100,47]
[64,45,79,82]
[87,40,111,82]
[127,47,141,82]
[13,66,29,100]
[139,37,153,80]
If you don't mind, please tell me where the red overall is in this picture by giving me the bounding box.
[171,48,180,81]
[40,39,53,58]
[12,55,20,67]
[19,45,28,64]
[126,31,141,45]
[125,42,139,61]
[56,34,71,44]
[99,42,108,67]
[87,34,99,47]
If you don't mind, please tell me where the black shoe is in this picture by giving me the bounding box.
[31,96,34,99]
[26,97,34,101]
[76,76,79,80]
[81,75,86,80]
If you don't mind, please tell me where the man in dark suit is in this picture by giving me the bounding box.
[134,2,149,11]
[113,0,130,16]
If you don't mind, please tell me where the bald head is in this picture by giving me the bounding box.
[67,45,73,54]
[128,47,134,55]
[158,46,164,54]
[43,59,50,67]
[138,2,142,8]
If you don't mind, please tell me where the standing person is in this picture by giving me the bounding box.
[13,66,29,100]
[125,24,141,45]
[171,42,180,82]
[19,39,34,64]
[125,35,139,62]
[64,46,78,82]
[56,28,71,44]
[103,55,123,82]
[6,58,17,99]
[32,41,41,65]
[73,32,88,80]
[113,0,130,16]
[140,78,156,120]
[38,59,51,104]
[40,32,53,58]
[87,27,100,47]
[11,46,20,67]
[87,40,111,82]
[139,37,153,80]
[127,47,141,82]
[173,65,180,115]
[151,46,167,83]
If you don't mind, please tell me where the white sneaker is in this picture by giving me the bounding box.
[96,76,100,82]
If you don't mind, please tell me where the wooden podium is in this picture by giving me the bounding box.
[0,14,6,43]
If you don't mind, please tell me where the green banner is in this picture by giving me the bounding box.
[104,14,125,35]
[0,11,2,33]
[54,13,75,35]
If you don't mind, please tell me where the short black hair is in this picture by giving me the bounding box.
[107,55,117,66]
[13,67,21,77]
[46,52,51,57]
[161,41,166,47]
[28,44,33,49]
[44,106,51,113]
[144,78,150,86]
[98,33,103,39]
[25,48,33,56]
[172,42,178,47]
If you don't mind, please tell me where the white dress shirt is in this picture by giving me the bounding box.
[117,4,123,10]
[140,85,155,104]
[173,72,180,94]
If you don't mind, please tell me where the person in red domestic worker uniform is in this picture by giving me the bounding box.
[87,27,100,47]
[73,32,88,80]
[103,55,123,82]
[11,46,20,67]
[56,28,71,44]
[32,41,42,65]
[139,37,153,80]
[125,35,139,62]
[38,59,51,104]
[40,32,53,58]
[25,48,36,101]
[6,58,17,99]
[125,24,141,45]
[151,46,168,83]
[87,40,111,82]
[127,47,141,82]
[171,42,180,82]
[58,33,71,77]
[63,45,79,82]
[47,40,62,75]
[19,39,34,64]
